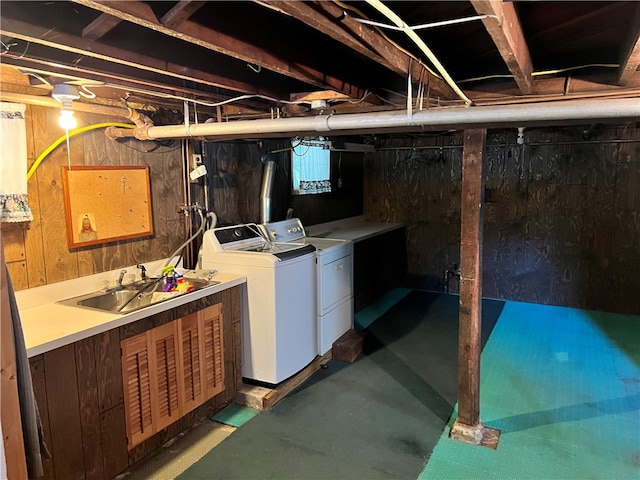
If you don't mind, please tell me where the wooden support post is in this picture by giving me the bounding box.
[449,128,501,449]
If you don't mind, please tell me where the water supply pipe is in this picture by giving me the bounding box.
[104,98,639,141]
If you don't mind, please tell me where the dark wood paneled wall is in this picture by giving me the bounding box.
[365,124,640,315]
[201,139,364,228]
[5,107,363,289]
[6,102,636,316]
[2,105,186,291]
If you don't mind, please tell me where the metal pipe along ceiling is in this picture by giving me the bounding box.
[105,98,640,141]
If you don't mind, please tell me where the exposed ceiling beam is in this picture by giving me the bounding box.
[618,3,640,85]
[1,59,270,114]
[81,0,160,41]
[471,0,533,95]
[70,0,366,98]
[0,17,272,97]
[97,0,160,24]
[465,74,640,102]
[256,0,455,100]
[161,1,206,29]
[82,13,122,40]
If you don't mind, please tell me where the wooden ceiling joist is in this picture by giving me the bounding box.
[618,3,640,85]
[82,13,122,40]
[70,0,367,98]
[161,1,207,30]
[256,0,455,100]
[471,0,534,95]
[0,17,270,97]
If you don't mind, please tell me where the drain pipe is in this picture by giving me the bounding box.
[105,98,639,141]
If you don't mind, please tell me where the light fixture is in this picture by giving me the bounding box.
[52,84,80,130]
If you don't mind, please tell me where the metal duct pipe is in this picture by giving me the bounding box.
[105,98,639,141]
[260,159,277,224]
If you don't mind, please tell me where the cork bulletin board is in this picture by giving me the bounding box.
[62,166,154,248]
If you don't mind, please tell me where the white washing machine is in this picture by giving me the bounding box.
[200,223,317,385]
[261,219,354,356]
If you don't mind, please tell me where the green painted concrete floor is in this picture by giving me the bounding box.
[125,290,640,479]
[421,300,640,480]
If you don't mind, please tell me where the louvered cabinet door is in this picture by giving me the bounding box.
[150,321,181,431]
[178,313,204,414]
[121,331,154,449]
[199,304,225,400]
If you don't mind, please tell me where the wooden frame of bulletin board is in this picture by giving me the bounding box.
[61,166,154,248]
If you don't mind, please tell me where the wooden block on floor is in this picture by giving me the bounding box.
[234,350,332,410]
[332,330,363,363]
[234,385,273,411]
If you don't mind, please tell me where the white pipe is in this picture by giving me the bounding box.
[109,98,639,141]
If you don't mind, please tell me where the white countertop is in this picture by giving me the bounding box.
[305,215,404,242]
[16,260,246,358]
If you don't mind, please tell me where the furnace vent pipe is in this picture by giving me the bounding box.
[260,159,277,224]
[105,98,639,141]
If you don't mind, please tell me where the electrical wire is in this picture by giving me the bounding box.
[366,0,472,105]
[353,14,496,32]
[457,63,621,84]
[78,81,309,109]
[332,0,442,80]
[78,85,97,99]
[115,137,181,154]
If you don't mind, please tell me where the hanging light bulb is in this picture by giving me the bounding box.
[52,84,80,130]
[58,108,77,130]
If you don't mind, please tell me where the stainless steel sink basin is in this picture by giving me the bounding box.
[57,277,219,314]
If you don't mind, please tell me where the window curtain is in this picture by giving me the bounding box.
[292,139,331,195]
[0,102,33,223]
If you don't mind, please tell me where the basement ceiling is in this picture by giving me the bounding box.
[1,1,639,124]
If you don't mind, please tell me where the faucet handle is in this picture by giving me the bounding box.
[117,269,128,286]
[136,264,147,280]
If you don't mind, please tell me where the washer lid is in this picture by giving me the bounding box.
[302,237,350,252]
[209,223,315,258]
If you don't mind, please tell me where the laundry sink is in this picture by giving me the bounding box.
[57,277,219,314]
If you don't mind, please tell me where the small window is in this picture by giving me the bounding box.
[291,137,332,195]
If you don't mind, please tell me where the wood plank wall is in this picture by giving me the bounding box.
[364,124,640,315]
[1,105,292,290]
[2,105,186,291]
[5,101,637,317]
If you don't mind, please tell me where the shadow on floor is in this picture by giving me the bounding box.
[177,290,505,480]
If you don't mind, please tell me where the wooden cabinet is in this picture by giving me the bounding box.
[353,227,406,312]
[179,305,225,413]
[121,304,224,450]
[30,286,241,480]
[199,305,225,400]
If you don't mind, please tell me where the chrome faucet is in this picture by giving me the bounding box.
[136,264,147,280]
[117,269,127,286]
